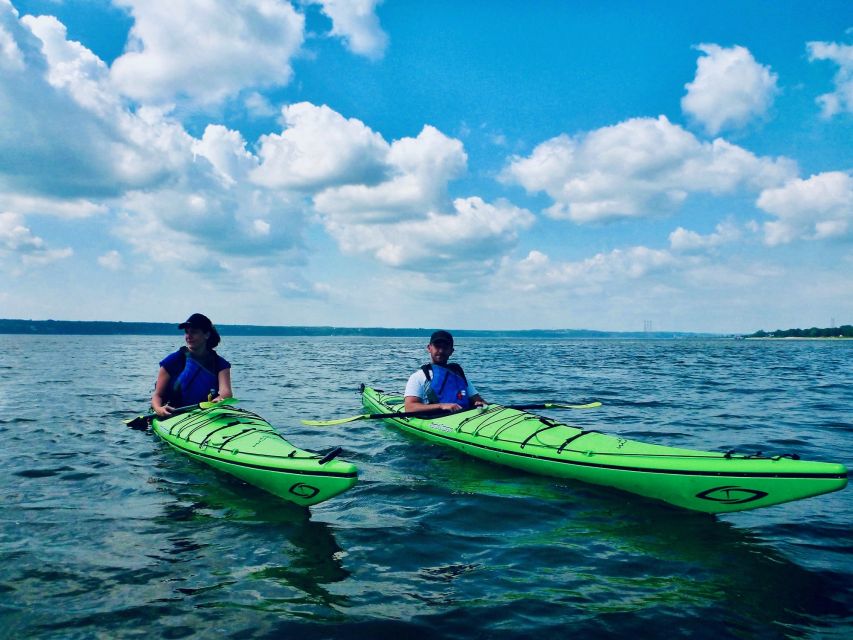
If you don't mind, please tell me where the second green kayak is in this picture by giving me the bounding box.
[153,403,357,507]
[362,385,847,514]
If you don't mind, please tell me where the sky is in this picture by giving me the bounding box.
[0,0,851,333]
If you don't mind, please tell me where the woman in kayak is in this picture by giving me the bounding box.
[151,313,232,418]
[404,330,486,413]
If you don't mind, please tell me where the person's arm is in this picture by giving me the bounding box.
[151,367,174,418]
[404,396,462,413]
[213,368,232,402]
[466,380,485,407]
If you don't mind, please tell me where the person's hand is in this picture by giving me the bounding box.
[473,400,486,408]
[439,402,463,411]
[154,404,174,418]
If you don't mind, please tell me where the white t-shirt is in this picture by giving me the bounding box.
[404,366,479,402]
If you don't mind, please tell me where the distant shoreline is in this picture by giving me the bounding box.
[0,318,721,340]
[745,336,853,341]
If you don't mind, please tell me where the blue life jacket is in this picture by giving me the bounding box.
[168,347,221,406]
[422,363,471,409]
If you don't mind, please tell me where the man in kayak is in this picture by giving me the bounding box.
[404,330,486,413]
[151,313,233,418]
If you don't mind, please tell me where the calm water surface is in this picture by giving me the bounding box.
[1,335,851,639]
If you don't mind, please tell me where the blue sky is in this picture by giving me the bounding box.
[1,0,851,333]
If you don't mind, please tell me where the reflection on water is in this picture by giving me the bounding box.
[0,335,850,638]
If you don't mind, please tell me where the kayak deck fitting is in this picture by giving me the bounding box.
[361,385,847,514]
[152,403,357,507]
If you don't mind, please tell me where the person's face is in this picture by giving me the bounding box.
[184,327,209,351]
[427,341,453,364]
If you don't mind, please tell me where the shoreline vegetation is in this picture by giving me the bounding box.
[0,318,718,339]
[745,325,853,339]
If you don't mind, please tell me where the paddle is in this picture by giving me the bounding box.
[124,397,239,430]
[301,401,601,427]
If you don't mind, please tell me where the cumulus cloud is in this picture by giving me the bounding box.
[110,0,304,106]
[252,102,389,190]
[757,172,853,245]
[669,220,741,253]
[193,125,258,187]
[0,193,107,219]
[0,7,130,196]
[681,44,779,135]
[501,246,677,294]
[807,40,853,118]
[503,116,796,223]
[324,197,534,272]
[0,5,200,198]
[314,125,467,222]
[0,211,72,266]
[313,0,388,59]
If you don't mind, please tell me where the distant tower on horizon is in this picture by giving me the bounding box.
[643,320,653,333]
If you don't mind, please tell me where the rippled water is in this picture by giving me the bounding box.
[1,335,851,639]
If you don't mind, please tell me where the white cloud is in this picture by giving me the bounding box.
[252,102,389,190]
[807,41,853,117]
[0,193,107,219]
[0,211,72,266]
[681,44,778,135]
[757,172,853,245]
[0,5,202,198]
[110,0,304,106]
[22,14,116,115]
[500,246,678,293]
[669,220,741,253]
[313,0,388,60]
[503,116,796,223]
[98,250,123,270]
[193,125,258,186]
[314,124,467,222]
[324,196,535,272]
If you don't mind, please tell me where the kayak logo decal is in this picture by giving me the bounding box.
[289,483,320,499]
[696,486,769,504]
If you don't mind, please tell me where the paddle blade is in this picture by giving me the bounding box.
[548,401,602,410]
[125,415,152,430]
[199,397,239,409]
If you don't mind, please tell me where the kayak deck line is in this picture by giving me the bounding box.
[385,415,848,480]
[392,402,833,465]
[162,405,327,462]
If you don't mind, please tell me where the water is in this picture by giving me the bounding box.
[1,335,851,639]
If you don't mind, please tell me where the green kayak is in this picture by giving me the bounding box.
[151,403,357,507]
[361,385,847,514]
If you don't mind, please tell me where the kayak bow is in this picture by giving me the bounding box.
[151,402,357,507]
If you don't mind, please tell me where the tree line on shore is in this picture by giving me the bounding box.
[748,325,853,338]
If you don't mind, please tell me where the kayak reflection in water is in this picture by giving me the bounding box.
[404,330,486,414]
[151,313,233,418]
